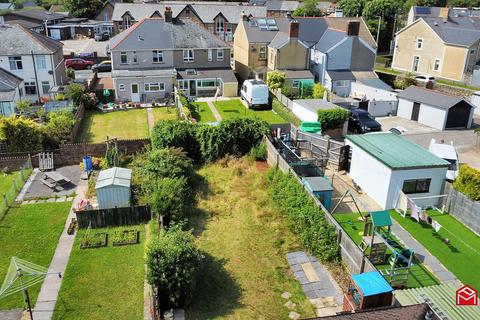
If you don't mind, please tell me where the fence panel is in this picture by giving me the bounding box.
[75,205,152,229]
[442,183,480,236]
[0,158,32,220]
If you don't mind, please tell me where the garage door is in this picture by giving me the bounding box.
[445,102,471,128]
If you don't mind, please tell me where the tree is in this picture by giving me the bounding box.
[338,0,365,17]
[151,177,188,227]
[293,0,323,16]
[66,83,86,106]
[43,111,75,147]
[317,108,349,131]
[362,0,400,21]
[0,116,43,152]
[63,0,103,18]
[312,83,327,99]
[146,226,202,307]
[448,0,478,7]
[266,71,285,91]
[151,120,200,160]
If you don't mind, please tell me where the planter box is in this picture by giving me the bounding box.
[112,230,139,246]
[80,232,108,249]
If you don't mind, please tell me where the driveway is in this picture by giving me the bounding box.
[376,116,439,134]
[62,39,109,57]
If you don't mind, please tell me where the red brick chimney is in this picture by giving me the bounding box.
[289,21,299,38]
[164,6,173,23]
[347,21,360,36]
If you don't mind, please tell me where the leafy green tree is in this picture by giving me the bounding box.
[66,83,86,106]
[151,177,188,227]
[293,0,323,16]
[448,0,478,7]
[0,116,43,152]
[151,120,200,160]
[63,0,103,18]
[317,108,349,131]
[393,73,417,89]
[146,226,201,308]
[266,71,285,91]
[43,111,75,147]
[312,83,327,99]
[338,0,365,17]
[363,0,400,21]
[453,165,480,201]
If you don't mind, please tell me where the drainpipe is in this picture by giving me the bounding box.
[31,51,41,102]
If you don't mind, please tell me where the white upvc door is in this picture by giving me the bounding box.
[131,83,140,102]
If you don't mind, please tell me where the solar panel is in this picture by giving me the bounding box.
[257,18,267,25]
[415,7,431,15]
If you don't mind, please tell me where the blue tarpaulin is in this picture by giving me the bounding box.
[352,271,393,297]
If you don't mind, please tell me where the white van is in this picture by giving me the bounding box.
[428,139,459,181]
[241,79,269,108]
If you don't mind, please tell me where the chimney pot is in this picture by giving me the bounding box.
[289,21,299,38]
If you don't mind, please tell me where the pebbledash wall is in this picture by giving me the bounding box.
[441,183,480,236]
[0,139,151,170]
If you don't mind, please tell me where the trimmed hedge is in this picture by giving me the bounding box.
[266,169,339,262]
[453,164,480,201]
[317,107,349,131]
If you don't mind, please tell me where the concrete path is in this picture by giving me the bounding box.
[205,100,222,121]
[32,180,87,320]
[286,252,343,317]
[15,169,38,203]
[390,219,461,286]
[146,107,155,132]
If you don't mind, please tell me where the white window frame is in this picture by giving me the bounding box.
[416,37,423,50]
[41,81,50,95]
[124,15,131,29]
[292,80,299,88]
[183,49,194,63]
[259,46,267,60]
[152,50,164,63]
[119,84,126,91]
[208,49,213,62]
[144,82,165,92]
[24,82,37,95]
[412,55,420,72]
[36,55,47,70]
[216,49,224,62]
[120,52,128,64]
[433,58,441,71]
[9,56,23,70]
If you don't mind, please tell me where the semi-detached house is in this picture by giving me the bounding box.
[109,11,237,102]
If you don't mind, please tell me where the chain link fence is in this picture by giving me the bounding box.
[0,158,32,220]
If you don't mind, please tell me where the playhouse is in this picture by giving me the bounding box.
[302,176,333,210]
[344,271,394,312]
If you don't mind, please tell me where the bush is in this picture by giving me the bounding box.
[151,177,189,226]
[0,116,43,153]
[394,73,417,90]
[66,83,98,109]
[266,169,339,262]
[266,71,285,91]
[249,141,267,160]
[43,111,76,147]
[272,98,301,126]
[312,83,327,99]
[453,165,480,201]
[317,107,349,131]
[16,99,31,115]
[146,226,201,308]
[151,120,200,160]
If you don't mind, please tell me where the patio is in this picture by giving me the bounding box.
[22,165,82,200]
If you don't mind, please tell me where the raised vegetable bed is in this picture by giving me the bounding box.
[112,229,139,246]
[80,232,108,249]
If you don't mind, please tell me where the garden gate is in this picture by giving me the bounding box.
[38,152,54,171]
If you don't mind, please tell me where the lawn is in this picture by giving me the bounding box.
[152,106,179,123]
[52,225,145,320]
[186,158,315,319]
[333,212,439,288]
[191,101,216,123]
[0,171,18,196]
[213,99,286,124]
[390,209,480,289]
[76,109,149,143]
[0,202,71,310]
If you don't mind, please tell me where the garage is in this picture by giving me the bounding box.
[396,86,474,130]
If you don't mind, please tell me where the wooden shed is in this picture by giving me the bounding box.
[344,271,394,312]
[95,167,132,209]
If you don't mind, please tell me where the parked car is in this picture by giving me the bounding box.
[92,60,112,73]
[240,79,269,109]
[65,58,94,70]
[348,109,382,134]
[94,32,110,41]
[389,126,408,135]
[415,75,436,84]
[428,138,459,181]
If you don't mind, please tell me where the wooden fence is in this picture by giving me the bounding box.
[75,205,152,229]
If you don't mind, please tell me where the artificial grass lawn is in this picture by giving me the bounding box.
[191,101,216,122]
[186,159,315,319]
[0,202,72,310]
[213,99,286,124]
[52,225,145,320]
[333,212,439,288]
[152,106,179,123]
[76,109,149,143]
[390,209,480,289]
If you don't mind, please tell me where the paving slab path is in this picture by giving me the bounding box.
[205,100,222,121]
[32,180,87,320]
[390,219,461,286]
[146,107,155,133]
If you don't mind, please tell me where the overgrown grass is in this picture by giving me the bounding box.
[186,158,315,319]
[191,102,216,122]
[390,209,480,289]
[76,109,149,143]
[0,202,72,310]
[52,225,145,320]
[333,212,439,288]
[152,107,179,123]
[214,99,286,124]
[272,98,301,126]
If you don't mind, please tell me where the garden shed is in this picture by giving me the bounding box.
[302,176,333,210]
[344,271,394,311]
[95,167,132,209]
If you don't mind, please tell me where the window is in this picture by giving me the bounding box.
[124,15,131,29]
[144,82,165,92]
[9,56,22,70]
[198,79,217,88]
[412,56,420,72]
[104,13,110,22]
[120,52,128,64]
[433,58,441,71]
[259,46,267,60]
[24,82,37,95]
[178,80,188,90]
[292,80,299,88]
[152,50,163,63]
[133,51,138,64]
[216,49,224,62]
[416,37,423,50]
[41,81,50,95]
[208,49,213,62]
[119,84,126,91]
[183,49,194,62]
[36,55,47,70]
[402,178,431,194]
[186,69,196,75]
[470,48,476,55]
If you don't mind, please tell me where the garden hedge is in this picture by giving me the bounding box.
[453,164,480,201]
[317,107,349,131]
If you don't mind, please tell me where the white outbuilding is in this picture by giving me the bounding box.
[95,167,132,209]
[346,133,449,210]
[292,99,339,122]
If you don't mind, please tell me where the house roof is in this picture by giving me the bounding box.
[0,68,23,90]
[325,17,376,49]
[294,98,338,113]
[243,17,291,43]
[282,69,313,79]
[177,68,237,83]
[306,304,430,320]
[110,18,229,51]
[423,17,480,47]
[314,28,346,52]
[346,132,449,170]
[4,19,43,29]
[0,24,63,55]
[266,0,299,12]
[397,86,473,110]
[112,2,266,24]
[95,167,132,189]
[5,10,67,22]
[326,70,355,81]
[352,271,393,297]
[394,284,480,320]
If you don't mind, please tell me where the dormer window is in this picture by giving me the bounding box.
[186,69,197,75]
[124,15,132,29]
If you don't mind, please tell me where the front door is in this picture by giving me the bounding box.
[131,83,140,102]
[411,102,420,121]
[189,80,196,97]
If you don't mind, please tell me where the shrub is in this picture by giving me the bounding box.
[249,141,267,160]
[151,177,189,226]
[0,116,43,153]
[66,83,85,106]
[146,226,202,308]
[43,111,76,147]
[394,73,417,90]
[272,98,301,126]
[453,165,480,201]
[66,67,75,81]
[16,99,30,115]
[265,169,339,262]
[266,71,285,91]
[151,120,200,160]
[281,84,292,98]
[317,107,349,131]
[312,83,327,99]
[137,147,193,184]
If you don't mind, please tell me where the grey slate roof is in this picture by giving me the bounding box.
[294,98,338,113]
[5,10,66,22]
[0,24,63,55]
[327,70,355,81]
[244,17,290,43]
[397,86,472,110]
[4,19,43,29]
[112,2,266,24]
[283,69,313,79]
[0,68,22,102]
[266,1,299,11]
[110,18,228,51]
[308,304,430,320]
[177,68,237,83]
[268,32,290,49]
[422,17,480,47]
[314,28,346,52]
